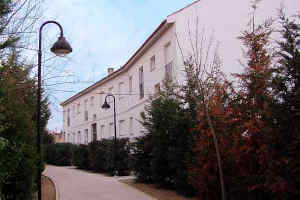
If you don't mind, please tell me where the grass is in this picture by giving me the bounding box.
[42,175,56,200]
[120,179,196,200]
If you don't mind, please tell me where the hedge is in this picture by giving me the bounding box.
[44,143,76,166]
[45,138,132,176]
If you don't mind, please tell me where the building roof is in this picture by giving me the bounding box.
[60,0,201,107]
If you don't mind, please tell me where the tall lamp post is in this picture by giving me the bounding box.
[37,21,72,200]
[101,94,117,175]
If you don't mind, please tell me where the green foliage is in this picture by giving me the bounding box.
[84,138,131,176]
[0,53,50,199]
[132,90,195,196]
[73,144,90,170]
[44,143,76,166]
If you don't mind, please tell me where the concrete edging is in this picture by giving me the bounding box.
[44,175,60,200]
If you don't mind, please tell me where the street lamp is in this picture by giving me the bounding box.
[37,21,72,200]
[101,94,117,175]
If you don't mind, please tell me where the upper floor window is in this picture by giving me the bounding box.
[150,55,156,71]
[118,82,124,100]
[72,105,75,118]
[164,42,173,81]
[77,103,80,114]
[165,62,173,81]
[84,110,88,121]
[129,76,133,94]
[93,114,97,121]
[67,108,70,127]
[90,96,95,106]
[139,67,144,99]
[84,99,88,110]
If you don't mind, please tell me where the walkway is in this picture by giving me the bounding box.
[43,165,156,200]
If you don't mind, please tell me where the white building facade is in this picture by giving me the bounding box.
[61,0,202,144]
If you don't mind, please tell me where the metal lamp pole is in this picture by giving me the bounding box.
[102,94,117,174]
[37,20,72,200]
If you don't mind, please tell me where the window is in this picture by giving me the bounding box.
[90,96,94,106]
[84,99,88,110]
[155,83,160,95]
[129,76,133,94]
[84,110,88,121]
[77,131,81,144]
[93,114,97,121]
[100,125,105,139]
[129,117,134,135]
[164,42,173,81]
[118,82,124,100]
[84,129,88,144]
[77,103,80,114]
[72,105,75,118]
[92,123,97,141]
[63,110,66,122]
[67,108,70,127]
[165,62,173,81]
[108,87,113,94]
[150,55,155,71]
[109,122,114,138]
[139,67,144,99]
[108,87,113,103]
[164,42,172,64]
[99,92,104,106]
[67,133,70,142]
[119,120,125,136]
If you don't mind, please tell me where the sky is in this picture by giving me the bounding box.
[39,0,300,131]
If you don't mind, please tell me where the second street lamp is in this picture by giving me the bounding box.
[101,94,117,175]
[37,20,72,200]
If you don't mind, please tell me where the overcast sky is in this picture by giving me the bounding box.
[39,0,300,131]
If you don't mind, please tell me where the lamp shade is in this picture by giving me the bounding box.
[102,100,110,110]
[50,36,72,57]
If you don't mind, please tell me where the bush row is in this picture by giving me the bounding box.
[44,138,132,176]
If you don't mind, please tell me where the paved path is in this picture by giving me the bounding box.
[44,165,156,200]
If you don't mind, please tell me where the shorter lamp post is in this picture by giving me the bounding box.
[101,94,117,175]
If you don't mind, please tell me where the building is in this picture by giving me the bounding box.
[48,131,65,143]
[61,0,202,144]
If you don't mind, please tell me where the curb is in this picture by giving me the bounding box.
[44,175,60,200]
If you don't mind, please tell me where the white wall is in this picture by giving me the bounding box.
[62,24,177,144]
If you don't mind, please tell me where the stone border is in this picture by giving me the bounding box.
[44,175,60,200]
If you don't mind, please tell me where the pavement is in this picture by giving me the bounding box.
[43,165,156,200]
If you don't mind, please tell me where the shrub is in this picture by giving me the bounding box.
[132,94,195,196]
[87,138,131,176]
[73,144,90,170]
[44,143,76,166]
[0,139,38,200]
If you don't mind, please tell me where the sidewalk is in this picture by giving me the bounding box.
[43,165,156,200]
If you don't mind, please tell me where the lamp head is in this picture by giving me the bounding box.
[51,36,72,57]
[101,100,110,110]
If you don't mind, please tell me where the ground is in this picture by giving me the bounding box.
[121,179,196,200]
[43,165,155,200]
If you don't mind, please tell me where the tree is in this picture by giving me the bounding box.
[133,84,195,196]
[0,52,50,199]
